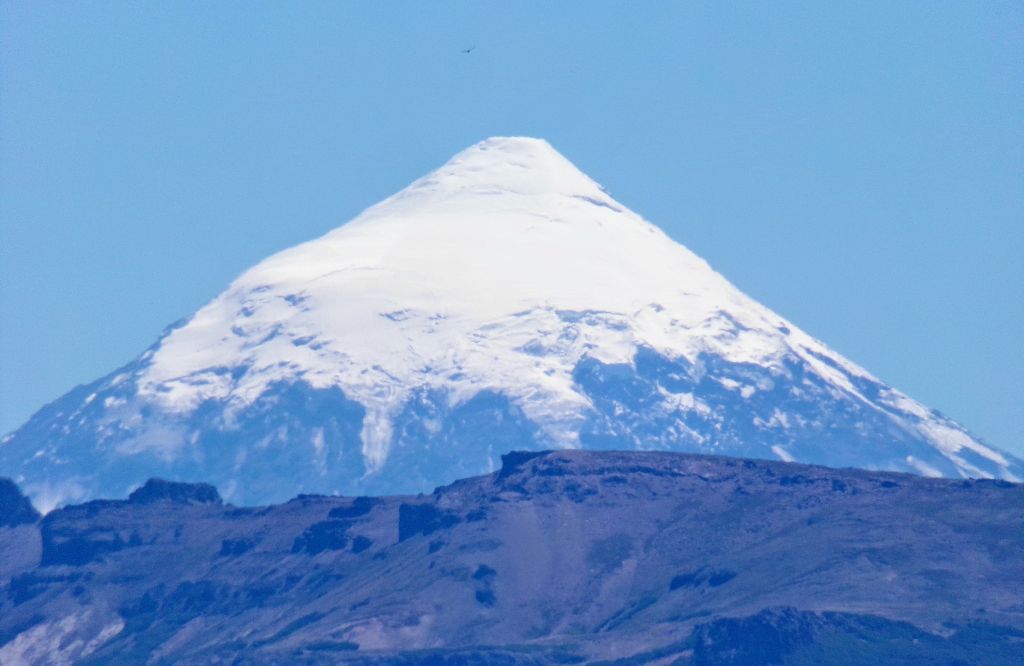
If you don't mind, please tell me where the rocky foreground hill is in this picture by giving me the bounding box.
[1,451,1022,664]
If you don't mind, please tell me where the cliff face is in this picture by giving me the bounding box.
[0,479,39,529]
[1,450,1022,664]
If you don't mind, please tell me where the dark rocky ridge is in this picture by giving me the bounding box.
[0,478,39,528]
[127,478,221,505]
[0,451,1022,664]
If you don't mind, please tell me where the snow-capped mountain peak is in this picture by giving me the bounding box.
[139,138,785,468]
[393,136,608,199]
[3,137,1019,509]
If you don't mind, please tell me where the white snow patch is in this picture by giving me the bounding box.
[657,387,710,416]
[756,409,792,429]
[25,478,90,515]
[771,445,796,463]
[918,422,1008,467]
[879,388,932,420]
[311,427,326,473]
[102,396,125,409]
[0,610,123,665]
[905,456,943,478]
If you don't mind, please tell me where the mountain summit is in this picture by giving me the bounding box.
[3,137,1020,509]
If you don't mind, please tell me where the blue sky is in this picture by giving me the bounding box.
[1,2,1021,455]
